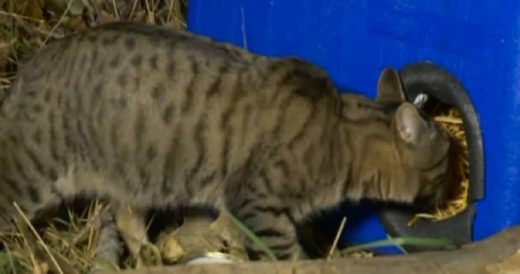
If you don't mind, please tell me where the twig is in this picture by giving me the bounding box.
[129,0,140,20]
[144,0,154,23]
[327,217,347,260]
[4,245,17,274]
[111,0,120,19]
[42,0,75,45]
[0,11,44,23]
[13,202,65,274]
[81,0,96,26]
[15,17,63,40]
[72,202,110,245]
[240,7,248,49]
[166,0,174,23]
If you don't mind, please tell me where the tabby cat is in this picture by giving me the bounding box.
[0,22,450,260]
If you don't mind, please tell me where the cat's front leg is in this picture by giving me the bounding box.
[226,182,302,260]
[114,205,161,266]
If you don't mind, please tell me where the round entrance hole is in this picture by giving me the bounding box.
[379,61,484,250]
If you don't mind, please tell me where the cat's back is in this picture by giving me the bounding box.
[22,21,258,71]
[8,21,261,100]
[1,21,269,140]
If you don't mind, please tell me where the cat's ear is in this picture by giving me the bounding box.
[376,68,406,102]
[395,102,426,145]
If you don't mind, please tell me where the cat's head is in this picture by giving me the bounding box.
[376,68,450,205]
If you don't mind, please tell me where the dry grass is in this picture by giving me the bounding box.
[409,106,470,225]
[0,0,187,94]
[1,201,114,273]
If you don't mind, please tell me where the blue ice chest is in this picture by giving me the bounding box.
[187,1,520,248]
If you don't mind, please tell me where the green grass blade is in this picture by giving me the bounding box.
[387,234,408,254]
[224,210,277,261]
[341,236,456,255]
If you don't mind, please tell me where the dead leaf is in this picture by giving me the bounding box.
[17,0,45,20]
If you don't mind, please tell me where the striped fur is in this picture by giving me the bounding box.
[0,22,449,260]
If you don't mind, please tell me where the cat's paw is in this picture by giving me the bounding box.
[138,243,163,267]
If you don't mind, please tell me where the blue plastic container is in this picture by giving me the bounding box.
[187,1,520,245]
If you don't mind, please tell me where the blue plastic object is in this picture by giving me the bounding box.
[187,1,520,244]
